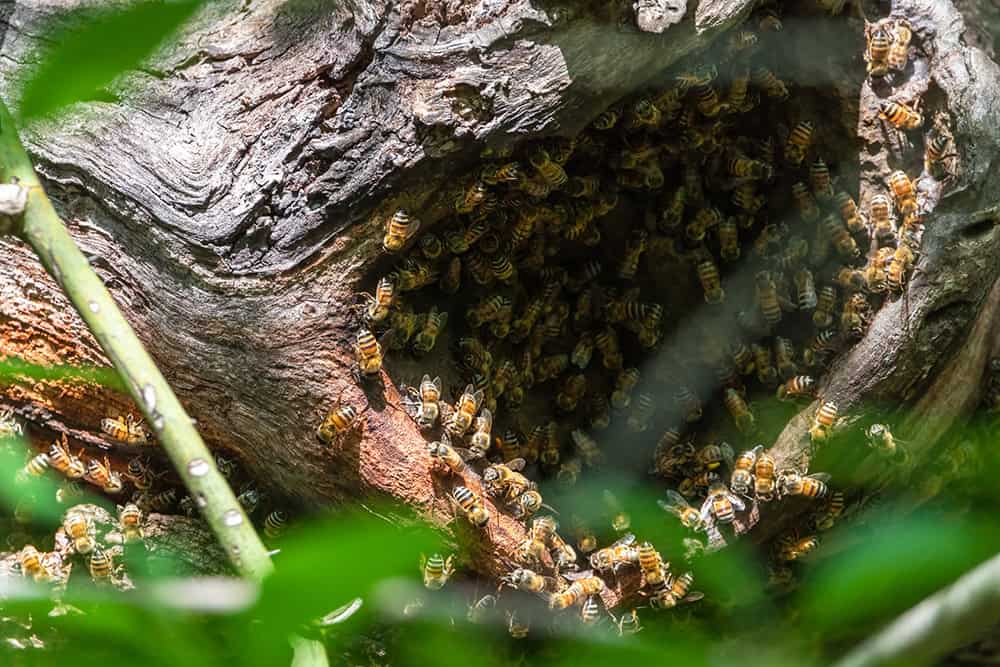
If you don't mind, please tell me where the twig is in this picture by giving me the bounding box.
[0,99,273,582]
[832,552,1000,667]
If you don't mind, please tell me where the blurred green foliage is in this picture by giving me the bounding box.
[16,0,204,122]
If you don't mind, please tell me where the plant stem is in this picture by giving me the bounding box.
[0,100,273,581]
[833,551,1000,667]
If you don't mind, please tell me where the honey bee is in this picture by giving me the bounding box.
[809,158,834,200]
[809,401,838,443]
[88,546,113,582]
[658,489,703,530]
[777,375,816,402]
[445,384,483,437]
[588,392,611,430]
[729,342,755,376]
[753,450,777,501]
[835,266,866,293]
[778,468,830,499]
[580,595,607,625]
[727,154,771,181]
[777,533,819,561]
[888,19,912,71]
[835,191,867,234]
[718,217,740,261]
[428,434,468,474]
[723,388,755,434]
[813,285,837,328]
[359,276,395,324]
[506,610,530,638]
[419,233,443,260]
[384,306,420,351]
[659,186,686,230]
[813,491,845,531]
[726,445,759,497]
[146,487,178,512]
[467,594,497,624]
[772,337,797,379]
[355,329,383,379]
[804,329,839,367]
[393,257,439,292]
[454,181,491,214]
[47,435,86,479]
[589,533,640,573]
[732,183,765,214]
[539,421,562,467]
[887,244,916,292]
[407,374,442,429]
[412,306,448,354]
[0,407,23,439]
[824,213,860,258]
[263,510,287,539]
[85,456,124,494]
[650,572,702,609]
[866,423,908,461]
[753,66,789,100]
[451,485,490,528]
[794,269,818,311]
[457,337,492,376]
[697,257,725,304]
[865,21,893,77]
[637,541,668,589]
[925,128,957,180]
[595,327,623,370]
[841,292,870,338]
[18,545,46,580]
[868,193,895,240]
[879,99,922,130]
[755,271,782,326]
[592,109,620,130]
[700,481,746,527]
[316,403,359,444]
[727,65,753,112]
[693,78,727,117]
[888,170,918,217]
[483,458,532,501]
[757,6,782,31]
[100,413,151,445]
[421,553,455,590]
[784,121,814,166]
[382,209,420,253]
[792,182,820,222]
[618,230,648,281]
[687,206,723,243]
[505,567,561,595]
[623,393,653,432]
[63,510,95,554]
[549,573,605,610]
[118,503,143,543]
[528,146,568,187]
[481,161,521,185]
[675,385,703,423]
[556,374,587,413]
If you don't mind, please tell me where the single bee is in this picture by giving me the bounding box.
[686,206,722,243]
[700,481,748,547]
[675,385,703,422]
[778,469,830,499]
[382,209,420,252]
[588,532,639,573]
[517,533,549,565]
[868,193,895,240]
[528,146,568,187]
[841,292,871,338]
[592,109,619,130]
[359,276,395,324]
[749,343,777,386]
[457,337,492,376]
[412,306,448,354]
[263,510,288,539]
[774,337,798,380]
[778,534,819,561]
[697,258,725,304]
[56,481,86,505]
[732,183,765,215]
[354,329,383,379]
[727,65,753,112]
[791,182,820,222]
[813,285,837,329]
[451,485,490,529]
[723,388,755,434]
[316,403,359,445]
[418,233,443,261]
[408,374,442,429]
[507,609,530,639]
[629,97,662,127]
[793,268,818,312]
[754,450,778,501]
[421,553,455,590]
[540,421,561,467]
[637,541,668,589]
[18,545,46,580]
[810,158,834,200]
[428,435,468,474]
[467,594,497,624]
[549,573,605,610]
[483,458,532,501]
[514,489,545,520]
[0,407,23,439]
[617,608,643,636]
[729,445,761,497]
[835,191,867,234]
[718,217,740,262]
[550,532,579,571]
[147,487,179,513]
[777,376,816,401]
[64,510,95,554]
[888,170,918,217]
[118,503,143,543]
[784,121,815,166]
[887,244,916,292]
[481,161,521,185]
[866,423,908,461]
[651,433,692,476]
[85,456,124,494]
[101,413,151,445]
[888,19,912,71]
[588,393,611,430]
[659,186,686,231]
[556,374,587,413]
[658,489,703,530]
[813,491,846,531]
[757,6,782,31]
[47,435,86,480]
[879,99,922,130]
[755,271,782,326]
[595,327,623,370]
[727,155,771,181]
[445,384,484,437]
[693,78,727,117]
[88,546,113,582]
[506,567,561,595]
[804,329,839,367]
[580,595,607,625]
[865,21,893,77]
[618,230,648,280]
[810,401,838,443]
[925,128,957,180]
[454,180,491,214]
[650,572,702,610]
[753,66,789,100]
[835,266,866,293]
[824,213,860,258]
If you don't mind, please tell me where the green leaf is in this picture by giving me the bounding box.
[17,0,204,122]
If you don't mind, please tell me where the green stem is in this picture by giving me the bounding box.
[0,100,273,581]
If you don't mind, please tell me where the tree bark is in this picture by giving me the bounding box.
[1,0,999,593]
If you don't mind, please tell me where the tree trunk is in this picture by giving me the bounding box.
[1,0,999,596]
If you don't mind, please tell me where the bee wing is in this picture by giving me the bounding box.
[421,374,432,386]
[809,472,832,483]
[439,402,455,424]
[720,442,735,468]
[562,569,595,582]
[506,458,527,471]
[612,533,637,548]
[454,446,479,461]
[705,523,727,552]
[698,497,714,524]
[478,408,493,430]
[472,389,485,409]
[656,499,680,517]
[729,493,746,512]
[437,311,449,328]
[432,376,443,393]
[683,591,705,603]
[750,444,764,458]
[663,489,689,508]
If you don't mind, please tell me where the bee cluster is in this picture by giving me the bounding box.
[1,503,141,593]
[339,1,962,635]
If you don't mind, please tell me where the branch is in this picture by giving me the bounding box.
[832,552,1000,667]
[0,99,272,582]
